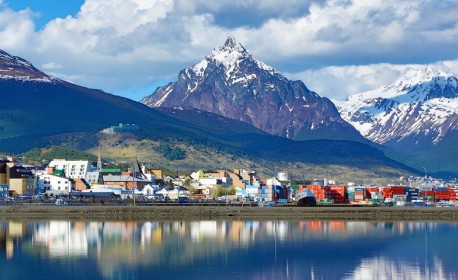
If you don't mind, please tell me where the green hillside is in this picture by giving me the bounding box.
[0,79,418,179]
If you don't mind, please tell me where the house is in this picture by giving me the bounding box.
[234,169,260,186]
[190,170,204,180]
[47,159,91,179]
[102,173,151,189]
[7,165,35,196]
[163,176,183,187]
[102,123,139,134]
[36,173,73,195]
[73,178,91,191]
[138,184,159,197]
[0,184,8,198]
[85,171,102,185]
[157,186,190,200]
[0,159,7,184]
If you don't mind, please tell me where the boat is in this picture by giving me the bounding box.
[258,201,276,207]
[412,199,435,207]
[436,200,455,207]
[296,190,317,207]
[55,198,68,205]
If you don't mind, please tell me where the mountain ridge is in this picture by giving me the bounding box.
[334,68,458,172]
[141,36,365,142]
[0,48,418,179]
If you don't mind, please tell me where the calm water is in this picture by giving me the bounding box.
[1,219,458,280]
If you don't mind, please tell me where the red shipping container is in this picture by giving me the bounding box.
[391,186,406,195]
[367,187,379,193]
[382,192,393,199]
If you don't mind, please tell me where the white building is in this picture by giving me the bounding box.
[48,159,91,179]
[85,171,101,185]
[36,173,73,194]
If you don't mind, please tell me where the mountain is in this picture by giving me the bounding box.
[0,49,416,179]
[334,68,458,172]
[141,36,364,142]
[0,50,247,153]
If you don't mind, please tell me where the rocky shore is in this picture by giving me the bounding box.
[2,205,458,221]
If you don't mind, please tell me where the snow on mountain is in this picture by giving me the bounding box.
[142,36,362,141]
[334,68,458,149]
[0,50,55,83]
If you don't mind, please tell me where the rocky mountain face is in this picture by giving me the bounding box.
[141,36,363,142]
[0,50,55,82]
[334,68,458,152]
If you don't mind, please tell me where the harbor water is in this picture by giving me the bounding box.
[1,219,458,279]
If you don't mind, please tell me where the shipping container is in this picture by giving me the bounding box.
[420,191,435,196]
[391,186,406,195]
[406,188,419,194]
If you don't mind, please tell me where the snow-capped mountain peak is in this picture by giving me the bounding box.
[191,36,275,81]
[387,68,457,101]
[142,37,362,142]
[0,49,55,83]
[335,68,458,150]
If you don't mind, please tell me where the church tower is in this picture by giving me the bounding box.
[97,147,102,172]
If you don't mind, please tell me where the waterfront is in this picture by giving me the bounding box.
[1,218,458,279]
[2,205,458,221]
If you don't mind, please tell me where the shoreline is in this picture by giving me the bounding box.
[2,205,458,221]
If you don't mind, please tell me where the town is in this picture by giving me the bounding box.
[1,154,457,207]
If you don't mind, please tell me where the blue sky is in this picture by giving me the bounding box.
[1,0,457,101]
[7,0,84,29]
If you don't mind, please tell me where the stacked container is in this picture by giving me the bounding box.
[353,186,365,202]
[449,189,458,201]
[366,187,380,199]
[330,185,346,203]
[406,188,420,202]
[381,187,393,200]
[433,188,457,201]
[274,185,290,202]
[391,186,406,195]
[420,190,435,202]
[347,187,355,203]
[264,185,273,202]
[306,185,330,201]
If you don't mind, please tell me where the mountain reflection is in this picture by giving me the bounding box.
[1,220,457,279]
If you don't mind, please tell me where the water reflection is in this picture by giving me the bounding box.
[1,219,457,279]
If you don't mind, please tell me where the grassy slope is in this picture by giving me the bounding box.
[1,79,417,181]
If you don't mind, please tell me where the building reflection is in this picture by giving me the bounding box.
[0,219,455,279]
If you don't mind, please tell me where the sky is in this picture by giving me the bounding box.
[1,0,458,101]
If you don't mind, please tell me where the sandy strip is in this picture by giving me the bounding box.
[2,205,458,221]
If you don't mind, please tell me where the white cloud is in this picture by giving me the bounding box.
[0,0,457,101]
[288,60,458,101]
[0,8,35,51]
[41,62,62,70]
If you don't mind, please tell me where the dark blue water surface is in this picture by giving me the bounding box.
[1,220,457,279]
